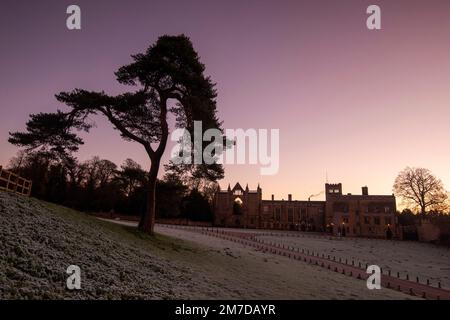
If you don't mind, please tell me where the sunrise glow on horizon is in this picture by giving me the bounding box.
[1,0,450,201]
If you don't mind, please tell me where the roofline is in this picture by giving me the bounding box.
[262,200,325,204]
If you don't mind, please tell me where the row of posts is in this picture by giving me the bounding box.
[161,224,443,291]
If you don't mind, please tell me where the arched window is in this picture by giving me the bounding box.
[233,197,243,215]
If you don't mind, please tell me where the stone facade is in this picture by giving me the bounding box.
[213,182,397,238]
[213,183,263,229]
[324,183,397,238]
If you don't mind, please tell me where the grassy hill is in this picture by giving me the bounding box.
[0,191,199,299]
[1,190,416,300]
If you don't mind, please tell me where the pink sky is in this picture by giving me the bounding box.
[1,0,450,200]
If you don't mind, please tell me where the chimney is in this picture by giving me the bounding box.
[362,186,368,196]
[271,194,274,201]
[288,194,292,201]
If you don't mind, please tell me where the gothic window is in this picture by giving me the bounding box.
[233,197,243,215]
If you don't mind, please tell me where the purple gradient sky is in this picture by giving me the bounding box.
[1,0,450,200]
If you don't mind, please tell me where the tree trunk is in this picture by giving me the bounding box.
[420,205,426,215]
[139,159,160,234]
[138,98,168,234]
[420,195,426,215]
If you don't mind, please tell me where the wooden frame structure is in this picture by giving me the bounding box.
[0,166,32,196]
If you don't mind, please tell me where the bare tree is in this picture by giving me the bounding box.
[393,167,448,214]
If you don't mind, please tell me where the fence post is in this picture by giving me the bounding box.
[6,170,11,190]
[14,175,19,193]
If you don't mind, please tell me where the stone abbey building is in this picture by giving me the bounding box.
[213,183,397,238]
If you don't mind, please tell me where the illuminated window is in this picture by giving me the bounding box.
[233,197,243,215]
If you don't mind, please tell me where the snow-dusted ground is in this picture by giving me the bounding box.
[0,192,419,299]
[151,225,450,290]
[0,191,203,299]
[154,225,417,299]
[254,233,450,290]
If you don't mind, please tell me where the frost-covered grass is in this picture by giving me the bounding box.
[0,191,198,299]
[256,234,450,290]
[0,191,419,300]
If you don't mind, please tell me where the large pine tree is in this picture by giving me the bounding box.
[9,35,225,234]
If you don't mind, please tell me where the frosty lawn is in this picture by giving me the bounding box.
[1,191,417,299]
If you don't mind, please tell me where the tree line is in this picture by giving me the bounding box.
[7,150,215,222]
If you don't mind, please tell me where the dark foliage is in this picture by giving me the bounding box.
[7,152,213,221]
[181,189,213,222]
